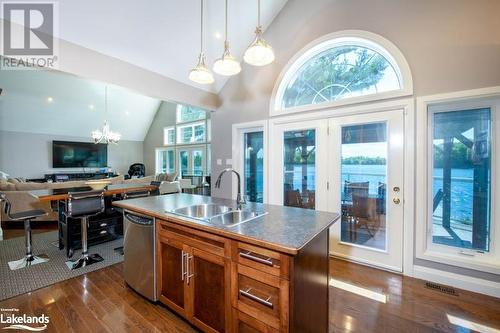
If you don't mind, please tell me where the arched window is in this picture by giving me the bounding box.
[271,31,413,116]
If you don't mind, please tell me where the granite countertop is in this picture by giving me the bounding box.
[113,193,340,255]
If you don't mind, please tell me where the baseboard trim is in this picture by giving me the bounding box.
[329,253,402,274]
[413,265,500,298]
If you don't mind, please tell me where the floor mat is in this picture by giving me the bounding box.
[0,230,123,301]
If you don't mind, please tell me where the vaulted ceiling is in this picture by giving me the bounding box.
[56,0,288,93]
[0,69,161,141]
[0,1,288,140]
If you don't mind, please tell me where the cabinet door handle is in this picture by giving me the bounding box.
[181,250,188,281]
[239,288,273,308]
[100,223,107,227]
[99,230,107,235]
[186,255,194,285]
[239,251,273,266]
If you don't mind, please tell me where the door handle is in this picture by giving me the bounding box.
[181,251,187,281]
[393,197,401,205]
[186,255,194,285]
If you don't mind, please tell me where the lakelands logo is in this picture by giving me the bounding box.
[0,308,49,331]
[0,1,59,70]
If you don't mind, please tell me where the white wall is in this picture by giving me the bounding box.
[209,0,500,286]
[211,0,500,199]
[0,131,143,179]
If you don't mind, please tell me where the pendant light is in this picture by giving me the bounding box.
[91,86,121,144]
[213,0,241,76]
[189,0,214,84]
[244,0,275,66]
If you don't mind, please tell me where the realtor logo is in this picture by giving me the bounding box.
[1,1,59,69]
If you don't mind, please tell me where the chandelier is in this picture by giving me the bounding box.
[91,86,121,144]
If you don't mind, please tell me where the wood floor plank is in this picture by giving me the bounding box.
[1,258,500,332]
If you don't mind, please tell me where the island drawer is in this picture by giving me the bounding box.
[231,264,289,332]
[157,219,230,258]
[232,242,290,279]
[232,308,279,333]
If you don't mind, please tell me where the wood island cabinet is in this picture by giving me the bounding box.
[156,218,329,333]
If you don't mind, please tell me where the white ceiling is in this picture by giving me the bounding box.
[55,0,288,93]
[0,70,161,141]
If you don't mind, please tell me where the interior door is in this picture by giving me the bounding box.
[328,110,404,271]
[187,247,230,333]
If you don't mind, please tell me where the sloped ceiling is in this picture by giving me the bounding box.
[54,0,288,93]
[0,69,161,141]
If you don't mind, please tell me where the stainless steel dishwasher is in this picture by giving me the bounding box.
[123,210,157,301]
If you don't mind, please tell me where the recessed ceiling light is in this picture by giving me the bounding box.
[214,32,222,39]
[125,111,130,115]
[47,97,53,103]
[89,104,95,110]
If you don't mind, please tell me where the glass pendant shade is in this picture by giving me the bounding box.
[213,41,241,76]
[189,53,214,84]
[189,0,214,85]
[244,27,275,66]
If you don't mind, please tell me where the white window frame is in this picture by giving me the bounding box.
[177,121,206,144]
[232,120,269,204]
[416,86,500,274]
[176,104,207,124]
[163,126,175,145]
[269,30,413,117]
[155,147,176,174]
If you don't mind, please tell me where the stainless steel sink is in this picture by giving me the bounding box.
[170,203,266,227]
[209,210,267,226]
[170,204,232,220]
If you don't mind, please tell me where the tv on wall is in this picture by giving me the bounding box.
[52,141,108,168]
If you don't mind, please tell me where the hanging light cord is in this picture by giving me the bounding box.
[257,0,261,27]
[104,86,107,119]
[200,0,204,53]
[224,0,228,42]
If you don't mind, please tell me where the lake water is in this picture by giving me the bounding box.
[250,164,475,224]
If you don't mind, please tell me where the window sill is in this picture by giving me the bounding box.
[417,247,500,275]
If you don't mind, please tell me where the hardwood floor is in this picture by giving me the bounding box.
[1,258,499,332]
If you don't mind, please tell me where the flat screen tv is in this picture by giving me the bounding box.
[52,141,108,168]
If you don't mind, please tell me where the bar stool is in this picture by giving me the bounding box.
[0,193,49,270]
[64,191,105,270]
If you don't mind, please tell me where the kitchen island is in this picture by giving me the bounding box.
[113,193,339,333]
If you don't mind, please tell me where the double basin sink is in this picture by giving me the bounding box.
[169,204,266,227]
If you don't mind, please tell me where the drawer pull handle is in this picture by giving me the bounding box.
[239,288,273,308]
[99,230,107,235]
[239,251,273,267]
[100,223,107,227]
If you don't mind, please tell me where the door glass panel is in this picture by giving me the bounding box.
[167,150,175,173]
[244,131,264,203]
[283,129,316,209]
[431,108,491,251]
[193,150,203,175]
[179,151,188,177]
[341,123,387,250]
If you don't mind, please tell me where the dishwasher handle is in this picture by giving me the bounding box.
[125,212,154,226]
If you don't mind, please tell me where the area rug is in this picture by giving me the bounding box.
[0,231,123,301]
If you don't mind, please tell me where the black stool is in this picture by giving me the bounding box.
[64,191,105,270]
[0,193,49,270]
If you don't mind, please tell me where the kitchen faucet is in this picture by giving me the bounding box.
[215,168,246,209]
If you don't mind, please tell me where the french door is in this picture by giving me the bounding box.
[177,146,205,177]
[328,110,404,272]
[270,110,404,271]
